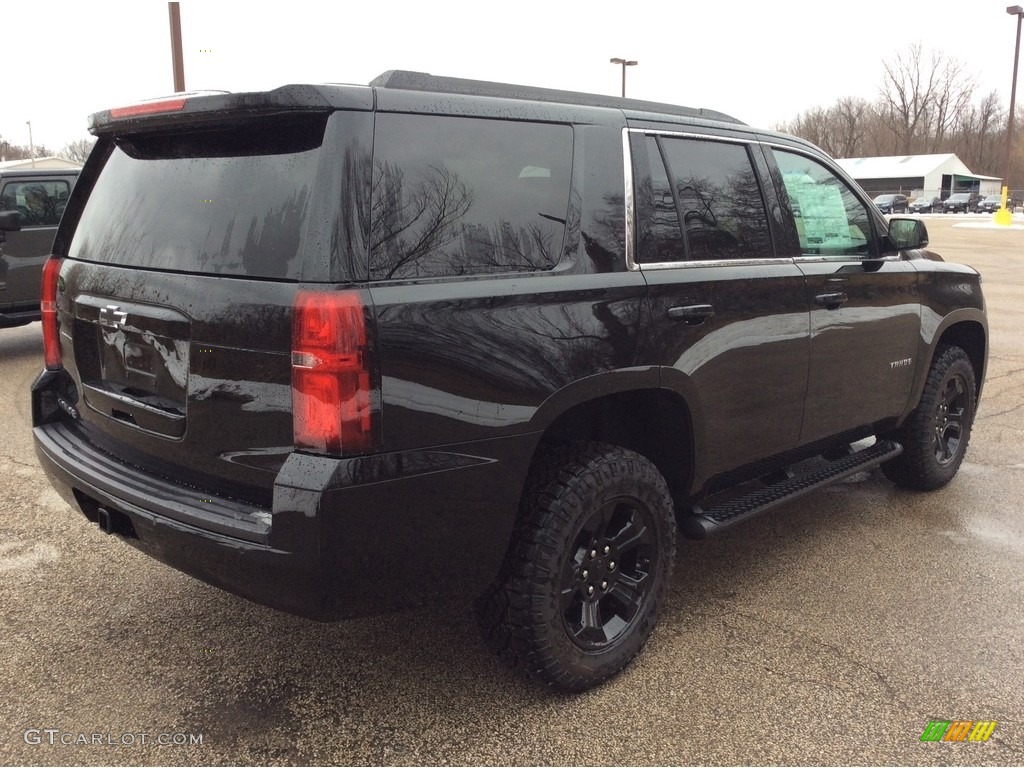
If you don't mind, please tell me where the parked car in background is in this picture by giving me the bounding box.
[942,192,981,213]
[873,193,908,214]
[909,195,943,214]
[977,195,1016,214]
[0,168,80,327]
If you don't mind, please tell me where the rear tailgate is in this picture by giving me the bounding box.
[59,262,294,506]
[46,100,368,507]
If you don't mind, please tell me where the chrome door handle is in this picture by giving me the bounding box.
[667,304,715,324]
[814,292,848,309]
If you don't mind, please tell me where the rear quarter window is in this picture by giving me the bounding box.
[369,114,573,280]
[67,115,327,279]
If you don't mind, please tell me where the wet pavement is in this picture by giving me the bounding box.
[1,216,1022,765]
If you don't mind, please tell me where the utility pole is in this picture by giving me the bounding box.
[169,2,185,92]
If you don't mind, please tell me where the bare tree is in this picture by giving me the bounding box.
[952,91,1004,171]
[877,44,975,155]
[774,97,872,158]
[831,97,871,158]
[0,138,31,161]
[0,139,52,161]
[58,138,96,164]
[928,58,975,152]
[878,44,936,153]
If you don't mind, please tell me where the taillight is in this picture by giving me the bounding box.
[291,291,374,455]
[41,257,62,370]
[109,97,187,119]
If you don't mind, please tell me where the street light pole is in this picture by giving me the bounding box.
[609,57,638,98]
[999,5,1023,225]
[25,121,35,168]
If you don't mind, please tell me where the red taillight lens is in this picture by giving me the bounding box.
[292,291,374,455]
[41,257,62,370]
[109,97,187,119]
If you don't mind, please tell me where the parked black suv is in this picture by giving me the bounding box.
[872,193,908,214]
[32,72,987,691]
[977,194,1015,214]
[943,191,982,213]
[909,195,942,214]
[0,167,80,326]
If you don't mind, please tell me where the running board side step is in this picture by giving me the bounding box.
[682,440,902,540]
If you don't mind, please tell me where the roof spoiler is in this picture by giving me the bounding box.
[88,85,372,135]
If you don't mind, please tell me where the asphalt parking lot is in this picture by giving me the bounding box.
[1,215,1022,766]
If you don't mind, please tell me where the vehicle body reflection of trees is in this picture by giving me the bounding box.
[369,162,563,280]
[368,168,649,446]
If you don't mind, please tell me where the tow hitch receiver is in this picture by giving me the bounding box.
[96,506,136,538]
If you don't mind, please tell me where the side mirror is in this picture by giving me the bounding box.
[887,217,928,250]
[0,210,21,232]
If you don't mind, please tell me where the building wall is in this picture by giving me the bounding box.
[0,158,82,170]
[853,176,923,197]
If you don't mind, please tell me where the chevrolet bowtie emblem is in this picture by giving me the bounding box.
[98,304,127,328]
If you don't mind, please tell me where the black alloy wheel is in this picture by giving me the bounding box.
[560,498,658,650]
[933,372,970,467]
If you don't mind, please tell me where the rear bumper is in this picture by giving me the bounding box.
[34,418,325,617]
[34,417,533,620]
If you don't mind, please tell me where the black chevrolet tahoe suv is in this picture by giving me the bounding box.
[0,167,80,327]
[32,71,987,691]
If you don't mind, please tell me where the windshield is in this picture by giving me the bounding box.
[69,115,327,280]
[948,194,968,202]
[874,195,895,203]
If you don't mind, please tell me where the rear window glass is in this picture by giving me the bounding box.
[369,114,572,280]
[68,116,327,279]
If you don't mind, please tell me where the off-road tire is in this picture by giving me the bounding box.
[476,442,676,691]
[882,345,976,490]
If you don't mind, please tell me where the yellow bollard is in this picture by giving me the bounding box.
[994,186,1014,226]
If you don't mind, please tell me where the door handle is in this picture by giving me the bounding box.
[814,292,848,309]
[667,304,715,324]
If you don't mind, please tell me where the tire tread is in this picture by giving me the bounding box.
[476,442,675,691]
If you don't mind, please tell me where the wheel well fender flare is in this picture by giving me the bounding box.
[910,310,987,415]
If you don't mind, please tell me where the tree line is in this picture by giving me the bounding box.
[774,44,1024,190]
[0,137,95,165]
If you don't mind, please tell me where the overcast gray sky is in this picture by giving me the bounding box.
[3,0,1020,154]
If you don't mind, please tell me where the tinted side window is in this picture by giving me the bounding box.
[771,149,873,258]
[1,180,70,227]
[657,137,774,262]
[635,137,685,263]
[370,115,572,280]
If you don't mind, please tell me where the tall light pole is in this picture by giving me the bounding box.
[25,121,35,168]
[610,57,638,98]
[998,5,1023,225]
